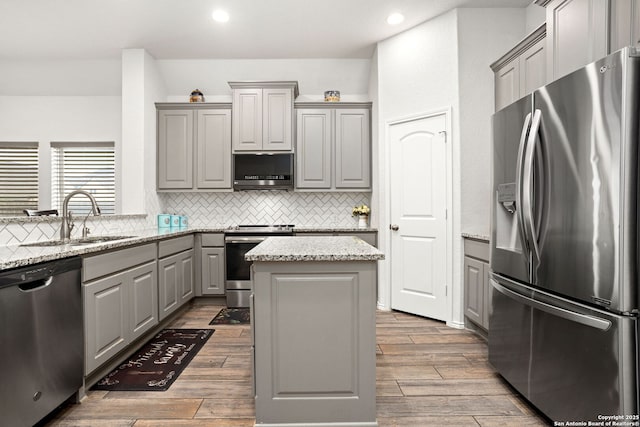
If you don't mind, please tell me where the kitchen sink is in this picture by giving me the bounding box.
[21,235,137,247]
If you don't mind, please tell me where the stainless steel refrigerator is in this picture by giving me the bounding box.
[490,46,639,422]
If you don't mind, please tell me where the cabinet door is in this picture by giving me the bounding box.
[519,37,546,97]
[233,88,263,151]
[610,0,640,52]
[158,109,194,189]
[335,109,371,189]
[197,109,232,189]
[179,249,195,304]
[158,254,180,321]
[263,88,293,151]
[464,257,485,327]
[546,0,609,80]
[129,261,158,341]
[201,247,225,295]
[84,271,129,374]
[296,109,332,189]
[482,262,492,329]
[495,59,520,111]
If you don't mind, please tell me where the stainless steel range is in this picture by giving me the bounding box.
[224,224,294,307]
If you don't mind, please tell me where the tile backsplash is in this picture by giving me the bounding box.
[0,215,150,246]
[0,191,371,246]
[158,191,371,227]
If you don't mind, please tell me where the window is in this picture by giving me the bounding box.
[0,142,39,216]
[52,142,115,215]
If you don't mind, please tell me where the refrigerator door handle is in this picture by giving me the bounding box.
[515,112,532,257]
[522,109,542,262]
[491,278,611,331]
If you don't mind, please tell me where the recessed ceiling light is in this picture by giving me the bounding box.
[386,13,404,25]
[212,10,230,23]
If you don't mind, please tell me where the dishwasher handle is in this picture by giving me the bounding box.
[19,276,54,292]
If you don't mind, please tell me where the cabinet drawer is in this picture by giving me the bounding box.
[464,239,489,262]
[159,235,194,258]
[83,243,156,282]
[201,233,224,247]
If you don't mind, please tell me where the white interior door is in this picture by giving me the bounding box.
[389,113,448,321]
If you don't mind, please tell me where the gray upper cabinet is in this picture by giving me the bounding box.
[296,109,332,188]
[196,109,232,189]
[335,109,371,189]
[229,81,299,152]
[544,0,609,80]
[157,109,193,189]
[610,0,640,52]
[156,103,232,191]
[491,24,546,111]
[295,102,371,191]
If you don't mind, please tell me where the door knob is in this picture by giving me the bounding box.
[390,224,399,231]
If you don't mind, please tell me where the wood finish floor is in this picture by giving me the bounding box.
[45,299,549,426]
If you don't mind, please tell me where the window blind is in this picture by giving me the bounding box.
[51,142,115,215]
[0,142,39,216]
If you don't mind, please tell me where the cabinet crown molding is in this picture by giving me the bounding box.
[155,102,232,109]
[490,23,546,71]
[228,80,299,98]
[294,101,372,109]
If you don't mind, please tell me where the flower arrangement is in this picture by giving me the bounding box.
[352,204,371,217]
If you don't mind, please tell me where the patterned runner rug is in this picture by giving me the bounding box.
[209,307,251,325]
[92,328,214,391]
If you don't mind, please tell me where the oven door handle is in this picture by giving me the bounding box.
[225,237,267,244]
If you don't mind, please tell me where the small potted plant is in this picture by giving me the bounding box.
[352,204,371,228]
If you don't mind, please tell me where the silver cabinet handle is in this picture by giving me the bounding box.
[390,224,399,231]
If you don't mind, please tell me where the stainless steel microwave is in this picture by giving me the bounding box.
[233,153,294,190]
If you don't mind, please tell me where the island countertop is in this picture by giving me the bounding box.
[245,235,384,262]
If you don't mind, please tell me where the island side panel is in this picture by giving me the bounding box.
[253,260,378,427]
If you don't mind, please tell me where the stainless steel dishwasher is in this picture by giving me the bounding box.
[0,257,83,427]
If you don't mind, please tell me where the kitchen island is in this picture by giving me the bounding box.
[246,236,384,427]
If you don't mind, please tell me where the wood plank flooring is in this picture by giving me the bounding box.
[44,299,549,426]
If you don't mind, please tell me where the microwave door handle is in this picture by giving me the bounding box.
[522,109,542,262]
[515,112,532,257]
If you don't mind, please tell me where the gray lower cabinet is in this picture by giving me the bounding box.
[158,235,195,320]
[200,233,225,295]
[83,243,158,375]
[252,260,378,426]
[156,103,232,191]
[463,238,490,330]
[295,102,371,191]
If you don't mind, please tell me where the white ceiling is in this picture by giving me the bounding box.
[0,0,532,60]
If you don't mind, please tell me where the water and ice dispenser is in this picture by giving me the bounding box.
[496,182,522,252]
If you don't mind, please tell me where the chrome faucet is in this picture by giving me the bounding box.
[60,190,101,240]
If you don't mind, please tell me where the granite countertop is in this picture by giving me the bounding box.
[294,227,378,233]
[245,236,384,262]
[462,232,490,242]
[0,226,381,271]
[0,227,228,271]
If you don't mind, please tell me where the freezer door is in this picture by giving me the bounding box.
[532,48,640,313]
[488,274,533,399]
[489,273,638,423]
[491,96,532,284]
[529,289,638,422]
